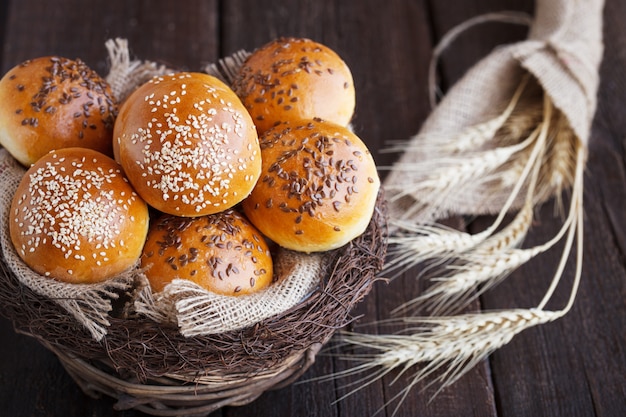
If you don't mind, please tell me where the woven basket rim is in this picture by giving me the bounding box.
[0,190,387,415]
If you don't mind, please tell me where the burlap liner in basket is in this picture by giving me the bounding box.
[134,249,325,338]
[0,39,388,415]
[0,39,347,343]
[0,191,386,415]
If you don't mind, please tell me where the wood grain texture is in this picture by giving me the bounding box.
[0,0,624,416]
[0,0,219,74]
[466,1,626,416]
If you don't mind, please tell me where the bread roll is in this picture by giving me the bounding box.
[141,210,273,296]
[114,72,261,217]
[9,148,150,284]
[232,37,355,134]
[0,56,117,166]
[241,118,380,252]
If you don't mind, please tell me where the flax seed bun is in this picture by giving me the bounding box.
[0,56,117,166]
[114,72,261,217]
[241,118,380,253]
[9,148,150,284]
[141,209,273,296]
[232,37,355,134]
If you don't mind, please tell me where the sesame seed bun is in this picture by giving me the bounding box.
[114,72,261,217]
[9,148,150,284]
[232,37,355,134]
[141,210,273,296]
[0,56,117,166]
[241,118,380,253]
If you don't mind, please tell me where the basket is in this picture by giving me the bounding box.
[0,187,387,416]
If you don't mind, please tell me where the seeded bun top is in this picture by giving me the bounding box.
[9,147,150,284]
[232,37,356,134]
[0,56,117,166]
[114,72,261,217]
[141,210,273,296]
[242,118,380,253]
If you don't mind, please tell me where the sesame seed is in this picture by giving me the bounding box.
[15,154,137,266]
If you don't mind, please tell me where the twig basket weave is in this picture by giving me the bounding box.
[0,187,387,416]
[0,39,387,415]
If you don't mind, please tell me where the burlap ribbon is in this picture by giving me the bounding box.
[384,0,604,222]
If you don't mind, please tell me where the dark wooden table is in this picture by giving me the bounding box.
[0,1,625,416]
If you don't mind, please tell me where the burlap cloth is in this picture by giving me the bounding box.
[0,38,327,341]
[384,0,604,222]
[0,150,135,341]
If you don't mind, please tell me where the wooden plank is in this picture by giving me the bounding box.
[0,0,218,74]
[343,1,534,416]
[429,0,626,416]
[0,1,621,417]
[0,0,498,416]
[480,0,626,415]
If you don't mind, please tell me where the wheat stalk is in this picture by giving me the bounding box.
[327,309,561,417]
[385,73,532,156]
[539,111,578,216]
[391,187,535,315]
[434,100,582,314]
[416,249,540,315]
[383,108,546,279]
[383,222,489,278]
[408,107,571,314]
[385,133,534,204]
[331,86,586,415]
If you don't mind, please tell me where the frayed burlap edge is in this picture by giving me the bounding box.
[0,149,135,341]
[104,38,175,103]
[0,39,341,342]
[134,248,325,337]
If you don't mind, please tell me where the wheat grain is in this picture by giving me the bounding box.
[385,133,536,222]
[328,309,559,416]
[538,111,578,215]
[478,201,534,253]
[383,74,532,157]
[384,222,489,277]
[426,247,544,315]
[343,87,584,417]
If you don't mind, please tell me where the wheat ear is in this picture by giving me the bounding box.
[331,91,585,414]
[384,131,536,223]
[419,98,581,315]
[327,309,560,417]
[405,102,551,314]
[389,138,538,313]
[385,73,532,156]
[538,111,578,216]
[383,117,544,280]
[424,152,580,316]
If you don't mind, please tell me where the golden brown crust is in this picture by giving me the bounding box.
[9,148,150,284]
[114,72,261,217]
[141,210,273,296]
[232,37,355,134]
[241,118,380,252]
[0,56,117,166]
